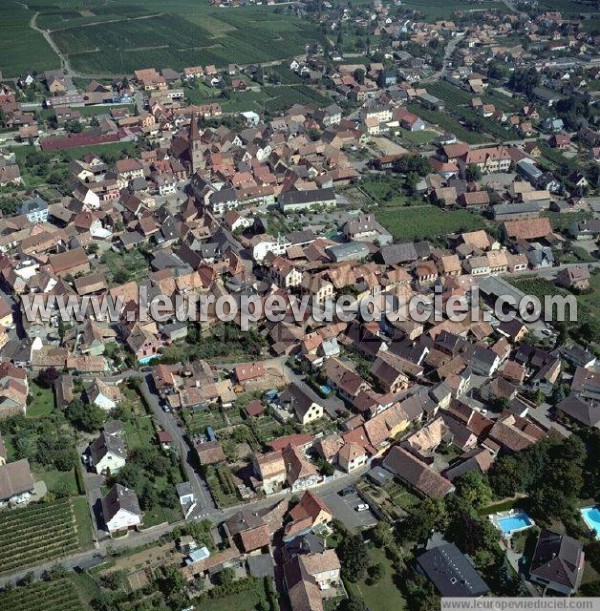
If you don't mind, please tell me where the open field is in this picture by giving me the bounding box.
[402,0,500,20]
[0,3,61,77]
[406,104,488,145]
[0,499,83,573]
[0,577,85,611]
[34,2,323,76]
[376,205,488,242]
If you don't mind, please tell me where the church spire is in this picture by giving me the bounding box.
[189,111,201,142]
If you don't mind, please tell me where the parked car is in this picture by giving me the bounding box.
[338,486,354,497]
[355,503,369,512]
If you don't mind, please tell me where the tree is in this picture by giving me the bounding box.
[216,566,235,586]
[341,596,366,611]
[465,163,482,182]
[372,521,393,548]
[455,471,493,509]
[338,533,369,582]
[36,367,60,388]
[402,498,447,543]
[353,68,365,84]
[64,398,105,433]
[367,562,384,584]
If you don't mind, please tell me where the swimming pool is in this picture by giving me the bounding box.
[581,507,600,539]
[494,512,534,535]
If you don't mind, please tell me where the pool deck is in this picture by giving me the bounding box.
[489,509,535,537]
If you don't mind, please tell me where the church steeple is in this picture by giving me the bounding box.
[188,112,203,173]
[189,112,201,142]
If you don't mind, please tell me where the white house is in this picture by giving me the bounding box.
[88,431,127,475]
[101,484,142,535]
[87,380,123,411]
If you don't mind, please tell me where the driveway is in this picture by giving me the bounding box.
[321,488,378,530]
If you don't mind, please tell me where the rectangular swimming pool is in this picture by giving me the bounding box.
[581,507,600,539]
[496,512,533,534]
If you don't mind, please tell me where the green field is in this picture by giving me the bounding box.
[0,499,83,573]
[401,0,500,20]
[0,3,61,77]
[0,577,85,611]
[34,2,324,76]
[406,104,488,145]
[376,205,488,242]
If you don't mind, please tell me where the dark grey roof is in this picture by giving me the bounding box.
[279,187,335,206]
[247,553,275,578]
[287,230,317,245]
[530,530,584,590]
[89,431,126,464]
[210,188,238,205]
[280,383,319,419]
[379,242,418,265]
[101,484,141,522]
[556,396,600,427]
[19,196,48,214]
[417,543,490,597]
[176,481,194,498]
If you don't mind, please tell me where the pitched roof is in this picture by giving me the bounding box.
[530,529,584,590]
[382,446,454,499]
[0,459,34,500]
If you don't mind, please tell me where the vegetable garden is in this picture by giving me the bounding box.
[0,499,79,573]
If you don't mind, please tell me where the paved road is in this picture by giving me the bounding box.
[0,464,368,587]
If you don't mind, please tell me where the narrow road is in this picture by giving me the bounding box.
[423,33,464,84]
[138,376,217,517]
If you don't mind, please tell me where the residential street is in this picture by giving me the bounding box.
[0,464,369,587]
[138,376,217,517]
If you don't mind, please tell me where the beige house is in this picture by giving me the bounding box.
[338,442,368,473]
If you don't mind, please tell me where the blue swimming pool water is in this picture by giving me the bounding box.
[581,507,600,539]
[497,513,532,534]
[139,355,159,365]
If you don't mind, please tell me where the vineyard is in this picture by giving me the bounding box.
[376,205,489,242]
[0,578,85,611]
[0,499,79,573]
[47,4,322,76]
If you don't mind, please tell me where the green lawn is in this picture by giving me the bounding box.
[406,104,488,145]
[27,381,55,418]
[361,176,409,207]
[346,546,406,611]
[124,416,156,450]
[199,590,263,611]
[376,205,488,242]
[72,495,94,547]
[397,129,438,146]
[36,468,79,496]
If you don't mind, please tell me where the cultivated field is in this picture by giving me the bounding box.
[26,1,323,76]
[376,205,488,242]
[0,3,60,77]
[0,578,85,611]
[0,499,81,573]
[401,0,501,20]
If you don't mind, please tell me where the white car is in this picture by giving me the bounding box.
[355,503,369,512]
